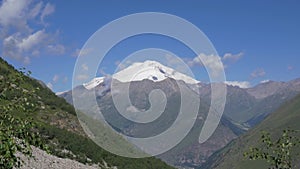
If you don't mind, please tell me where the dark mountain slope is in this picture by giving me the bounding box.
[60,75,300,168]
[201,93,300,169]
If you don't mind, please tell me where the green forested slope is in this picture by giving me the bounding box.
[0,57,174,169]
[201,94,300,169]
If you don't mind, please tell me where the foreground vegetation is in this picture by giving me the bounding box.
[200,93,300,169]
[244,129,300,169]
[0,57,174,169]
[0,68,47,168]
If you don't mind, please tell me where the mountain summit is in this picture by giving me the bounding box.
[61,59,300,169]
[83,60,199,90]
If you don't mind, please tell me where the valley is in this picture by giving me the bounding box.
[60,60,300,168]
[1,1,299,169]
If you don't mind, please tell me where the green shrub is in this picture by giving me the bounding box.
[244,129,300,169]
[0,68,46,169]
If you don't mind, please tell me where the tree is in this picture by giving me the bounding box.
[244,129,300,169]
[0,68,46,169]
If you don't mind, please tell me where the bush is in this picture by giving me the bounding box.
[244,129,300,169]
[0,68,46,169]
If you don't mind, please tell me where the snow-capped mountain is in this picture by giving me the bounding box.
[83,60,199,90]
[83,77,105,90]
[114,60,199,83]
[58,63,300,169]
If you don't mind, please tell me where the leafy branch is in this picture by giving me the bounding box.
[244,129,300,169]
[0,68,47,169]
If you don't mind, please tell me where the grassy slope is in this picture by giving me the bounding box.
[201,94,300,169]
[0,57,174,169]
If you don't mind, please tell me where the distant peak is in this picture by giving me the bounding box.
[56,90,68,96]
[128,60,165,68]
[113,60,199,84]
[83,77,104,90]
[260,79,271,84]
[82,60,200,90]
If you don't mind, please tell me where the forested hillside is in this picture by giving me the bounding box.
[0,57,174,169]
[201,94,300,169]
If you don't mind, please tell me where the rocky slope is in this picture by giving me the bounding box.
[17,146,106,169]
[59,60,300,168]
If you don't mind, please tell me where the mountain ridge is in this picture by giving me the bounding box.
[201,93,300,169]
[59,60,300,168]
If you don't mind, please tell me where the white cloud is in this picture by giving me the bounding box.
[165,54,185,66]
[191,53,224,78]
[23,56,30,65]
[18,30,48,51]
[287,65,293,71]
[114,60,131,71]
[98,68,110,77]
[0,0,30,28]
[0,0,63,64]
[40,3,55,24]
[52,75,59,83]
[188,52,243,70]
[222,52,243,62]
[3,33,22,60]
[72,49,81,57]
[51,74,68,85]
[29,1,43,19]
[31,49,40,56]
[81,63,89,71]
[76,74,89,81]
[251,68,266,78]
[72,48,93,57]
[47,44,65,55]
[2,30,52,63]
[114,60,121,66]
[225,81,251,88]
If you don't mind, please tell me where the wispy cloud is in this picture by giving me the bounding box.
[0,0,64,64]
[81,63,89,71]
[76,74,89,81]
[188,53,224,78]
[52,74,59,83]
[40,3,54,24]
[0,0,31,29]
[222,52,243,62]
[53,74,68,83]
[48,74,68,90]
[29,2,43,19]
[188,52,243,69]
[251,68,266,78]
[114,60,134,71]
[72,48,93,57]
[47,44,65,55]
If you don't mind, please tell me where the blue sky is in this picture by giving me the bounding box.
[0,0,299,92]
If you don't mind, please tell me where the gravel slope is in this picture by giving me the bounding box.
[17,146,107,169]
